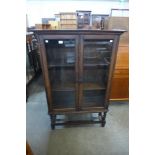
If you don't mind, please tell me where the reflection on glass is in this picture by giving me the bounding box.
[84,39,113,65]
[82,39,113,107]
[45,39,76,109]
[83,68,108,90]
[45,39,75,66]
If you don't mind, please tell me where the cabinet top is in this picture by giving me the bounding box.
[32,29,126,35]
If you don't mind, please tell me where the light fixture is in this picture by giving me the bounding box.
[45,40,49,43]
[58,40,63,44]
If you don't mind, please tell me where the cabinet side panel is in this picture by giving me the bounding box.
[36,35,52,112]
[105,35,120,108]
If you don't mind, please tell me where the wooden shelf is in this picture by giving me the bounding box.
[48,63,109,69]
[52,83,105,91]
[84,42,112,46]
[84,63,109,67]
[83,83,106,90]
[84,57,110,67]
[53,83,75,91]
[48,64,75,68]
[82,102,104,107]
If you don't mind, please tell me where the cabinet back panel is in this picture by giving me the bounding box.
[82,90,105,107]
[52,91,75,109]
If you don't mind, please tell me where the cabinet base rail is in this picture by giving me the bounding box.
[50,112,107,130]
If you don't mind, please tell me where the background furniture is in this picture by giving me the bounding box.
[110,9,129,17]
[60,12,77,29]
[76,10,91,29]
[108,17,129,100]
[42,18,55,24]
[91,14,109,29]
[34,29,124,129]
[26,33,41,100]
[35,24,51,30]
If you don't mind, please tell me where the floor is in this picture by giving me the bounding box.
[26,75,129,155]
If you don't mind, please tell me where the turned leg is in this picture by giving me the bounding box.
[98,112,102,120]
[98,112,102,116]
[50,114,56,130]
[101,112,107,127]
[26,87,29,102]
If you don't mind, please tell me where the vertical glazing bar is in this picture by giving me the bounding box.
[78,35,84,110]
[75,36,79,110]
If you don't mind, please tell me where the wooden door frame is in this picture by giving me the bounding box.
[78,34,118,110]
[36,34,79,113]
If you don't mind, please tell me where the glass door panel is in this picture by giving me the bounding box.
[83,90,105,107]
[82,39,113,108]
[44,39,76,109]
[84,39,113,65]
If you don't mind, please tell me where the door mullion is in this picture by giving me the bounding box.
[78,35,84,110]
[75,36,79,110]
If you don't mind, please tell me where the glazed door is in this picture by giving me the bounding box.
[79,35,115,109]
[42,35,79,110]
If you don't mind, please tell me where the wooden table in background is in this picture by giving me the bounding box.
[110,43,129,100]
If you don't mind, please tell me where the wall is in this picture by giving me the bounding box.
[26,0,129,26]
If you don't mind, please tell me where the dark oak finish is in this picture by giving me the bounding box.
[105,35,120,108]
[34,29,124,129]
